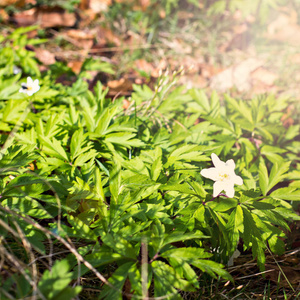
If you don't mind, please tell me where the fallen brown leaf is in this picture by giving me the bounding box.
[159,9,166,19]
[167,53,204,75]
[122,99,130,109]
[79,0,89,10]
[78,8,97,27]
[220,30,251,52]
[96,27,121,47]
[12,6,77,27]
[160,37,192,54]
[67,61,83,74]
[139,0,150,11]
[251,80,279,96]
[37,7,76,28]
[67,29,95,40]
[134,78,144,84]
[210,58,263,92]
[107,77,132,95]
[89,0,111,13]
[61,31,94,50]
[11,8,36,26]
[135,59,154,74]
[0,8,8,22]
[200,63,222,79]
[251,67,277,86]
[35,48,56,65]
[0,0,24,6]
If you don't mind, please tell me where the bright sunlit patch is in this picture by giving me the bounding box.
[19,77,40,96]
[200,153,243,198]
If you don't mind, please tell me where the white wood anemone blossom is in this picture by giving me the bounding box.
[19,77,40,96]
[200,153,243,198]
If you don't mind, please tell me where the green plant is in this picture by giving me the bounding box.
[0,26,46,77]
[0,27,300,299]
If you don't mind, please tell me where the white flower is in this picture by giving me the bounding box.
[19,77,40,96]
[13,65,21,74]
[200,153,243,198]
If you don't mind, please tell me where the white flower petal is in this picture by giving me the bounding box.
[33,79,39,88]
[211,153,225,169]
[225,159,235,170]
[201,153,243,198]
[19,78,40,96]
[213,181,227,197]
[201,167,219,181]
[233,175,243,185]
[224,184,235,198]
[27,77,33,85]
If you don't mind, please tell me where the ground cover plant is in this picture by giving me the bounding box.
[1,26,300,299]
[1,1,300,298]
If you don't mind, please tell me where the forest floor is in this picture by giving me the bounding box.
[1,0,300,298]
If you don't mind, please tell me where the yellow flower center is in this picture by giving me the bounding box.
[218,173,230,181]
[27,86,33,90]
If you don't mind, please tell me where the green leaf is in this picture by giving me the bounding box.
[166,144,206,167]
[207,197,238,212]
[95,106,119,135]
[261,145,286,163]
[150,147,163,181]
[161,182,197,195]
[225,94,253,125]
[4,174,49,189]
[268,161,290,193]
[187,181,207,198]
[271,187,300,201]
[268,235,285,255]
[105,132,145,148]
[189,88,210,113]
[39,136,69,162]
[169,257,199,288]
[191,260,233,281]
[150,220,165,253]
[102,233,137,259]
[252,238,266,271]
[258,158,269,196]
[2,198,52,220]
[38,259,81,300]
[109,157,121,204]
[226,205,244,253]
[152,260,193,294]
[67,215,97,240]
[259,158,290,196]
[161,247,212,262]
[100,262,135,300]
[163,231,208,247]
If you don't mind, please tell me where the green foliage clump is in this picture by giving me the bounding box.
[0,27,300,299]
